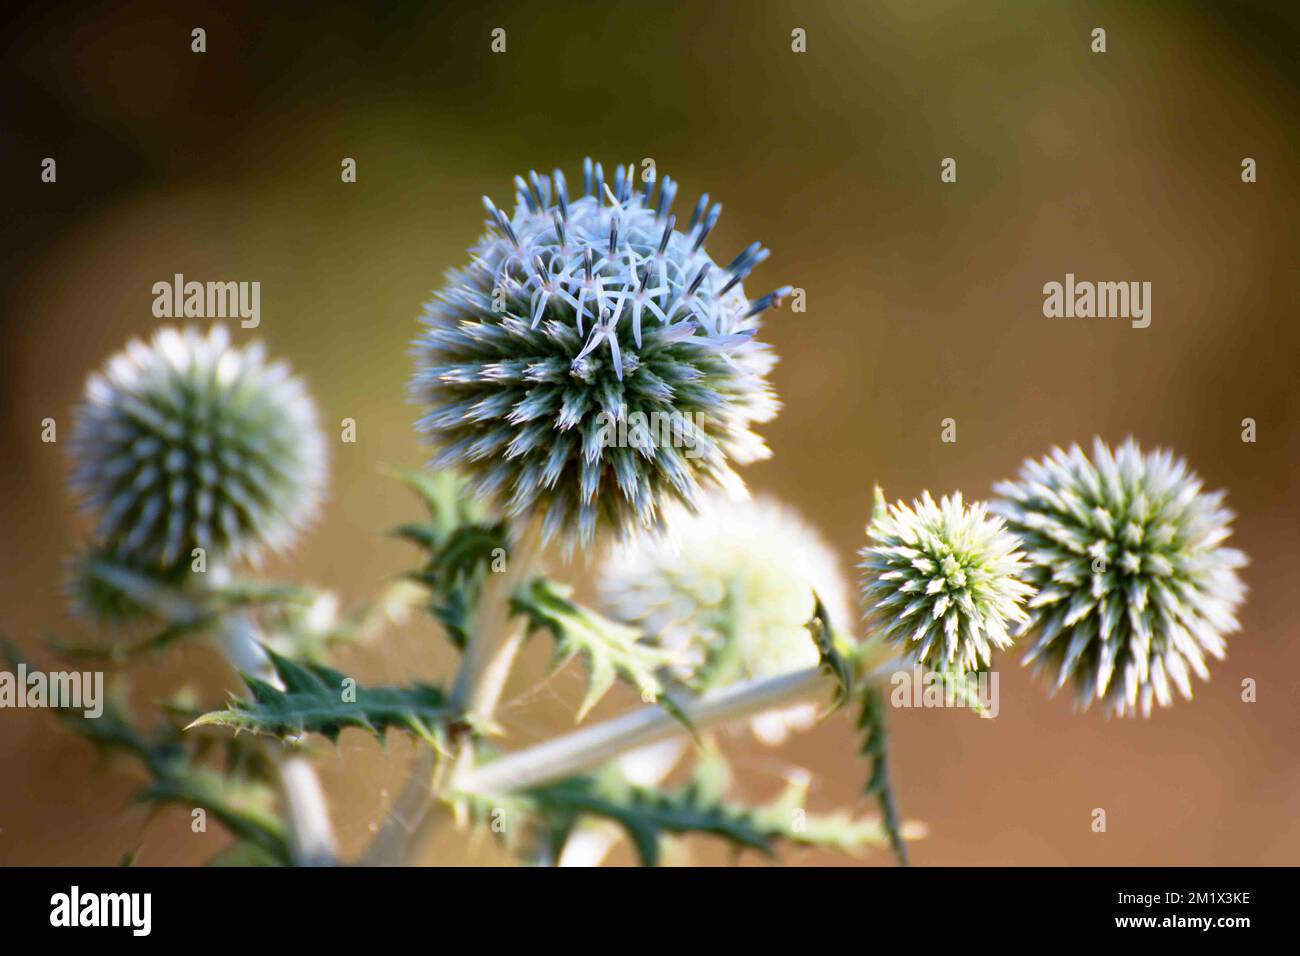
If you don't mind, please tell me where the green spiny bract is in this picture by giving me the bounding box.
[991,438,1247,717]
[599,494,851,744]
[859,490,1032,674]
[411,159,789,550]
[69,325,327,576]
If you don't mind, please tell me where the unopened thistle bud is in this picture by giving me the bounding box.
[992,438,1247,717]
[859,490,1032,673]
[69,325,327,575]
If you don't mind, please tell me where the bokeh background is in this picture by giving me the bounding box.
[1,0,1297,866]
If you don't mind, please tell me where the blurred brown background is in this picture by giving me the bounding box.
[1,0,1297,866]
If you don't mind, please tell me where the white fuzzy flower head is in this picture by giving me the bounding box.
[992,438,1248,718]
[599,494,851,744]
[69,324,327,574]
[859,490,1032,673]
[412,159,789,551]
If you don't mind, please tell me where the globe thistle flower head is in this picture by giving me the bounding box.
[412,159,789,551]
[70,324,327,575]
[599,494,852,744]
[859,489,1032,673]
[991,438,1247,717]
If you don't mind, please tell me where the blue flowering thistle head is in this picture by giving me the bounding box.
[600,494,853,744]
[411,159,790,549]
[859,489,1033,673]
[69,324,327,575]
[991,438,1248,717]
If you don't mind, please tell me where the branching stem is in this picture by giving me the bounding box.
[456,658,904,797]
[213,608,338,865]
[363,519,544,865]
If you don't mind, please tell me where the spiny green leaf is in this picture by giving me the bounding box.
[511,577,673,721]
[68,551,200,626]
[59,553,318,660]
[390,468,505,654]
[388,467,487,534]
[388,468,495,559]
[479,751,897,866]
[392,522,439,551]
[436,525,508,585]
[57,685,291,865]
[808,591,854,709]
[205,840,286,867]
[189,650,453,747]
[517,764,770,866]
[52,617,215,662]
[138,769,288,861]
[430,588,472,652]
[857,684,909,865]
[746,768,899,855]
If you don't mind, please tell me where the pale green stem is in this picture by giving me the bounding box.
[556,738,686,866]
[449,519,544,721]
[362,520,544,866]
[208,566,337,865]
[357,747,440,866]
[456,659,904,797]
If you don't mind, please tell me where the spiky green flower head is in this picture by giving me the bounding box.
[859,490,1033,674]
[991,438,1248,717]
[599,494,852,744]
[69,324,327,576]
[412,159,790,550]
